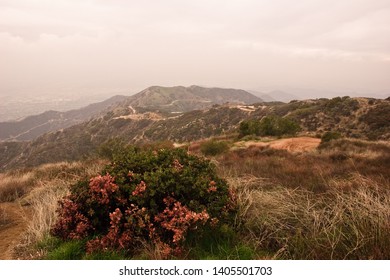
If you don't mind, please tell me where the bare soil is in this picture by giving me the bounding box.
[0,202,31,259]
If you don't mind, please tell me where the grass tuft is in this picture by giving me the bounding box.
[46,240,85,260]
[230,174,390,259]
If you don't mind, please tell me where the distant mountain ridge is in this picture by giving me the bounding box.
[248,90,299,103]
[0,86,261,142]
[122,85,262,113]
[0,95,127,141]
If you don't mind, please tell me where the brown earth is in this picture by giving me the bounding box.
[235,137,321,152]
[0,202,31,259]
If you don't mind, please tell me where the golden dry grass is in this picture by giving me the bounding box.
[0,206,8,226]
[222,138,390,259]
[0,172,35,202]
[0,160,107,203]
[229,174,390,259]
[3,138,390,259]
[0,160,107,259]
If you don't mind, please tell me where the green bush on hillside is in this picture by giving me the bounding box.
[51,147,236,259]
[239,116,300,137]
[200,140,230,156]
[321,131,342,144]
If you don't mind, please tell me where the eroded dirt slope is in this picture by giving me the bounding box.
[0,202,31,259]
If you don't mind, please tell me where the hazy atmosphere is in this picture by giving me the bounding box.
[2,0,390,266]
[1,0,390,99]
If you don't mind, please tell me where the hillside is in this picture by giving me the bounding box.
[120,85,262,113]
[0,95,389,171]
[0,86,261,142]
[0,95,127,141]
[2,137,390,260]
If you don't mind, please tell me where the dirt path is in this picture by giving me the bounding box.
[235,137,321,152]
[0,202,31,259]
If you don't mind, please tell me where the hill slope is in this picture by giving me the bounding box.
[121,85,262,113]
[0,86,260,142]
[0,95,127,141]
[0,95,389,171]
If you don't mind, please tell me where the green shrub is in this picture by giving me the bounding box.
[323,96,359,116]
[51,148,236,259]
[200,140,230,156]
[321,131,342,144]
[97,138,127,160]
[239,116,300,137]
[359,103,390,140]
[239,120,260,137]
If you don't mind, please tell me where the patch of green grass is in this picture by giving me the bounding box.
[46,239,85,260]
[200,140,230,156]
[83,250,129,260]
[40,236,131,260]
[36,236,63,252]
[185,226,256,260]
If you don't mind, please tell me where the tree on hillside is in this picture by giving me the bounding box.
[239,116,300,137]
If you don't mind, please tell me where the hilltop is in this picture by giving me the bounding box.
[122,85,261,113]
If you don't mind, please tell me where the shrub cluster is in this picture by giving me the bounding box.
[51,148,236,258]
[359,103,390,140]
[323,96,359,116]
[320,131,342,144]
[200,140,230,156]
[239,116,300,137]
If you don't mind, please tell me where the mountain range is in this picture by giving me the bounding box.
[0,85,389,171]
[0,86,261,142]
[0,95,127,141]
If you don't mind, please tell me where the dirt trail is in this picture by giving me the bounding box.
[0,202,31,259]
[235,137,321,152]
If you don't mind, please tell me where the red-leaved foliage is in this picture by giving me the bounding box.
[51,148,236,258]
[132,181,147,197]
[89,173,118,204]
[51,198,93,240]
[86,204,155,254]
[155,197,209,244]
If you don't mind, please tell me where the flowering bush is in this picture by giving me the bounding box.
[51,148,236,258]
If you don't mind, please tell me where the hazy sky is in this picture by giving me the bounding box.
[1,0,390,98]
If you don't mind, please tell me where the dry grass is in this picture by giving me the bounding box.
[21,180,70,245]
[219,138,390,193]
[0,172,36,202]
[0,206,8,226]
[3,138,390,259]
[1,160,107,259]
[136,241,176,260]
[0,160,107,203]
[229,174,390,259]
[222,138,390,259]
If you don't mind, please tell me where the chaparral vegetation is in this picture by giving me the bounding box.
[1,95,389,260]
[47,147,243,259]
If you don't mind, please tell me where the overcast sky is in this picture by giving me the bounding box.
[1,0,390,98]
